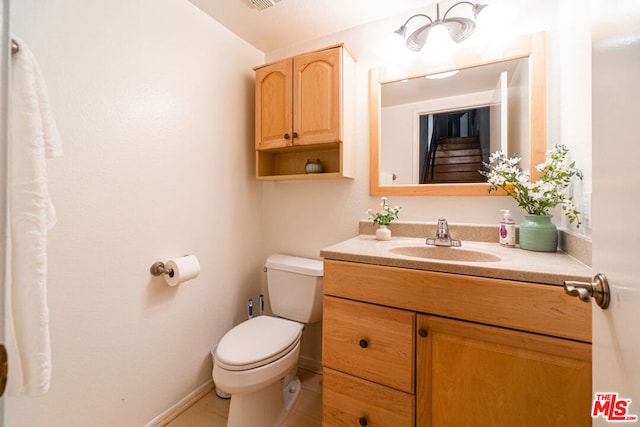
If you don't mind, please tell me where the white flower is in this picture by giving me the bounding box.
[368,197,401,227]
[480,145,583,227]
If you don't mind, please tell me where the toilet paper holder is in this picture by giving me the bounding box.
[150,255,200,286]
[150,261,174,278]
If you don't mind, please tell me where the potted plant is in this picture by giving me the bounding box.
[367,197,402,240]
[481,144,582,252]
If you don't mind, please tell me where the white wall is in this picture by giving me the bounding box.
[263,0,592,365]
[9,0,264,425]
[262,0,592,242]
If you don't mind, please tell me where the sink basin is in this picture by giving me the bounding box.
[389,246,501,263]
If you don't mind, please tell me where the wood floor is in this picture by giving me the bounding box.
[166,368,322,427]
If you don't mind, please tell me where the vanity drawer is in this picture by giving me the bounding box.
[322,296,415,393]
[323,367,414,427]
[324,259,591,343]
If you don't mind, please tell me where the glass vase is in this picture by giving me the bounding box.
[519,214,558,252]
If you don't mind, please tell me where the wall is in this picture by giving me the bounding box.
[263,0,592,366]
[8,0,264,425]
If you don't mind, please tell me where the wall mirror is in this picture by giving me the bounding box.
[370,32,547,196]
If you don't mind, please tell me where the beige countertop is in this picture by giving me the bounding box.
[320,234,593,286]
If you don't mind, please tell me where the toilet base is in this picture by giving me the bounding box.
[226,375,301,427]
[281,376,301,422]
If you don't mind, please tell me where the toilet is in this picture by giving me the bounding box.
[212,254,323,427]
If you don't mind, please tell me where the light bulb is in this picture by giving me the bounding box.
[375,31,412,62]
[423,22,456,60]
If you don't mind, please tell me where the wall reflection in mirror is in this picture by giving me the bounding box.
[380,57,529,186]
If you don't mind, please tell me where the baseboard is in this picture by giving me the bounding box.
[146,359,321,426]
[298,356,322,374]
[145,380,214,427]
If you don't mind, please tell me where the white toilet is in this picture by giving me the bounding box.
[212,254,323,427]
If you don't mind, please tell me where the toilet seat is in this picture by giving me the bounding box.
[216,316,303,371]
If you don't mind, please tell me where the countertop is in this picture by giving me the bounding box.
[320,235,593,286]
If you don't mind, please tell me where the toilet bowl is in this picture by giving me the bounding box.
[212,254,323,427]
[213,316,303,427]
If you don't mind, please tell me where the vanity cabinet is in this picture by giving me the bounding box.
[322,259,592,427]
[254,44,355,180]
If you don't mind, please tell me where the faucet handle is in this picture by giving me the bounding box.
[436,218,449,237]
[426,218,462,247]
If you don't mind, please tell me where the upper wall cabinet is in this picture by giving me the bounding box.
[254,44,356,180]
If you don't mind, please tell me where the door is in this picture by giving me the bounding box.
[489,71,508,155]
[416,315,591,426]
[293,47,341,146]
[255,57,293,150]
[0,0,9,423]
[591,2,640,425]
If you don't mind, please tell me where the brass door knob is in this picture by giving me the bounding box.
[564,273,610,309]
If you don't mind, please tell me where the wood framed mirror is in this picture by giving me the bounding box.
[370,32,546,196]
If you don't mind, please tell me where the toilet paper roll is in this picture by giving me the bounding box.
[164,255,200,286]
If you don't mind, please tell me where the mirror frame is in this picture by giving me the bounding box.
[370,32,547,196]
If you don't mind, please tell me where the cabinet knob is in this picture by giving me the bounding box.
[292,132,299,139]
[358,416,368,426]
[283,133,290,139]
[419,328,428,338]
[359,339,368,349]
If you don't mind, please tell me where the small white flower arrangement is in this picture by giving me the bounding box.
[480,144,583,227]
[367,197,401,227]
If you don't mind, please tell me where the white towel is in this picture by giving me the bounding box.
[8,35,62,396]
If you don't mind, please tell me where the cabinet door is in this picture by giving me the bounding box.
[293,47,341,146]
[416,315,592,427]
[255,58,293,150]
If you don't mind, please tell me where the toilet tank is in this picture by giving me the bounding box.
[265,254,323,324]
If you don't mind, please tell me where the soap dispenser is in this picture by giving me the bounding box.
[499,210,516,248]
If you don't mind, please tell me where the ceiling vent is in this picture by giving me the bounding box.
[249,0,282,11]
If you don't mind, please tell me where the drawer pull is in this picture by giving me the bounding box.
[359,416,368,426]
[359,339,369,349]
[419,328,428,338]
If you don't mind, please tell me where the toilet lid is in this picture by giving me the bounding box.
[216,316,303,371]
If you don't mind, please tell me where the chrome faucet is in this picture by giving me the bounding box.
[426,218,461,247]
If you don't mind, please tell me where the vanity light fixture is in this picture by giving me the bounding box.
[393,2,487,54]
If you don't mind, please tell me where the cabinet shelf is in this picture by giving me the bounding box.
[255,142,353,180]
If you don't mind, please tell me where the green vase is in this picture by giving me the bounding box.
[519,214,558,252]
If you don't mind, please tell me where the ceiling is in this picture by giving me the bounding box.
[188,0,433,53]
[381,58,524,107]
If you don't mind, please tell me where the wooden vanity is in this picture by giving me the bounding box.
[320,235,592,427]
